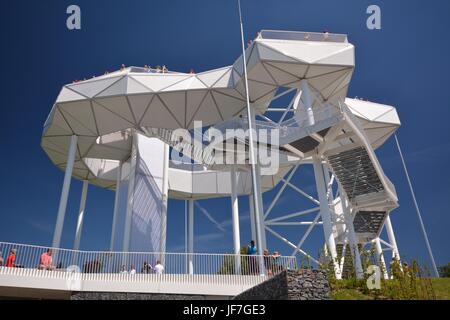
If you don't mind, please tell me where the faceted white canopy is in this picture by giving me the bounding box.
[41,30,356,188]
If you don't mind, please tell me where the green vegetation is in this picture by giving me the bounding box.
[321,245,446,300]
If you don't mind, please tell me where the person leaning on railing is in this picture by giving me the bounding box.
[39,249,56,271]
[5,249,16,267]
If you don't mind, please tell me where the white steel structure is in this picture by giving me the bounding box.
[36,29,405,283]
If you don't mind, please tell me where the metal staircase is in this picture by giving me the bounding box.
[144,127,216,166]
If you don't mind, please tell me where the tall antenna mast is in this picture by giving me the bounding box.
[237,0,265,270]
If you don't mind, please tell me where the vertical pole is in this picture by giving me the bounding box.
[52,134,78,249]
[394,134,438,277]
[73,180,89,251]
[123,132,137,253]
[385,215,401,261]
[248,194,256,242]
[374,237,389,280]
[160,142,170,260]
[185,199,188,274]
[237,0,266,275]
[341,192,364,279]
[313,156,341,279]
[110,161,122,252]
[231,167,241,274]
[188,199,194,275]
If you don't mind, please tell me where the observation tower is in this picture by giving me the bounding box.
[40,30,402,281]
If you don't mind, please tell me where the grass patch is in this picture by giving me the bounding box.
[431,278,450,300]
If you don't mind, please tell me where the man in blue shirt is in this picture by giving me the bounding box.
[247,240,257,255]
[247,240,257,274]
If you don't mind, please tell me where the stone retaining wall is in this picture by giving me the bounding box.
[233,269,330,300]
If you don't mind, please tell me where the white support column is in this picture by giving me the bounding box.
[313,156,341,279]
[341,194,364,279]
[52,134,78,249]
[160,142,170,258]
[374,237,389,280]
[254,162,267,252]
[300,79,315,126]
[123,132,137,253]
[230,167,241,274]
[188,199,194,275]
[385,215,401,262]
[109,161,122,252]
[73,180,88,251]
[248,194,256,242]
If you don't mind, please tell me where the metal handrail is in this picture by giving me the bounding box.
[0,242,297,276]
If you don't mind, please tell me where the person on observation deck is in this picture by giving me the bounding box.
[247,241,258,274]
[154,261,164,274]
[247,240,257,255]
[141,261,153,274]
[39,249,55,271]
[130,265,136,275]
[120,265,128,274]
[0,251,4,266]
[6,249,17,267]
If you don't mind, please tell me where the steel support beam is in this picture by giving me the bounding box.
[313,156,341,279]
[109,161,122,251]
[73,180,88,251]
[52,134,78,249]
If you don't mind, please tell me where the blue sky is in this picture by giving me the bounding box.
[0,0,449,270]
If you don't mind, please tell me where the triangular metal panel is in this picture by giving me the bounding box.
[67,76,123,98]
[126,77,153,94]
[95,77,128,97]
[315,46,355,66]
[186,90,208,127]
[56,87,87,103]
[212,68,234,88]
[306,65,350,78]
[257,43,298,63]
[265,62,309,78]
[140,94,181,129]
[92,102,134,135]
[263,63,299,85]
[131,75,190,92]
[58,101,98,136]
[247,63,276,85]
[159,92,186,128]
[128,94,154,123]
[308,69,351,91]
[211,91,245,120]
[93,96,136,124]
[197,68,230,87]
[194,92,223,124]
[43,108,73,136]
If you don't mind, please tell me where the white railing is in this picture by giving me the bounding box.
[259,30,348,43]
[0,242,297,296]
[0,242,296,277]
